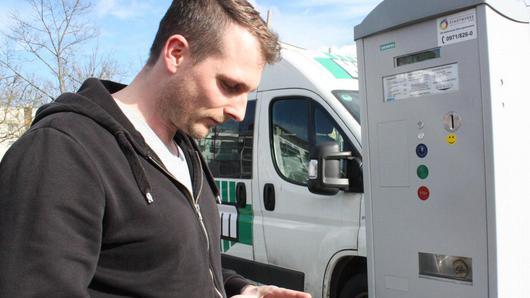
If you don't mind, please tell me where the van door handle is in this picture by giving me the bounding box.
[235,182,247,209]
[263,183,275,211]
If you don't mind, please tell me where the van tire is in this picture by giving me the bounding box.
[338,273,368,298]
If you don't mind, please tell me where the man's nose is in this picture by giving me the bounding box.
[224,95,247,122]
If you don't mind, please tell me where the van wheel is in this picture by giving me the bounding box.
[339,273,368,298]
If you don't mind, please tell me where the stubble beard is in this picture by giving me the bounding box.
[157,77,208,139]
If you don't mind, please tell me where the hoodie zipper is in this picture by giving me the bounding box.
[147,153,224,298]
[194,152,224,298]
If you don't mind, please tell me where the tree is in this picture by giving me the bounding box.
[0,0,124,145]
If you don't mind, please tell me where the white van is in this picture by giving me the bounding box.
[197,44,366,298]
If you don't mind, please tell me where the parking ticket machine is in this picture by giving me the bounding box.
[355,1,530,297]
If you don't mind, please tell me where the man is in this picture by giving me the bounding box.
[0,1,310,297]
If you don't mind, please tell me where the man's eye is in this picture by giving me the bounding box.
[222,81,239,92]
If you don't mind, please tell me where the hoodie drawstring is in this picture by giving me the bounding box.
[116,131,154,204]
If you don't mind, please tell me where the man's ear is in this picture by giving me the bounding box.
[163,34,190,73]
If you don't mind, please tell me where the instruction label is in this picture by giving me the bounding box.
[437,9,477,47]
[383,63,459,102]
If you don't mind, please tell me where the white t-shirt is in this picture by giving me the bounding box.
[115,100,194,196]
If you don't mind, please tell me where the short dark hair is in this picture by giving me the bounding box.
[147,0,280,66]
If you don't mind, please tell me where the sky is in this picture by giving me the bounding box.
[1,0,529,83]
[0,0,384,82]
[92,0,384,59]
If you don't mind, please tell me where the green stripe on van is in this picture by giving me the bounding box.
[229,181,236,203]
[222,240,236,252]
[221,181,228,203]
[238,205,253,245]
[315,57,353,79]
[216,179,254,251]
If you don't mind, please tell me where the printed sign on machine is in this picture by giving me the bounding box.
[383,63,459,102]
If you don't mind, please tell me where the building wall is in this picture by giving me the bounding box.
[0,106,34,160]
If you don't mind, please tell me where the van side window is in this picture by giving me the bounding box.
[197,101,256,179]
[271,98,353,185]
[314,105,347,150]
[271,99,310,184]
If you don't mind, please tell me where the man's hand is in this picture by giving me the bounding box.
[231,285,312,298]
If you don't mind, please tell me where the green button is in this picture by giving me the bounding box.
[417,165,429,179]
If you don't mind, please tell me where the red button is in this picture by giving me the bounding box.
[418,186,430,201]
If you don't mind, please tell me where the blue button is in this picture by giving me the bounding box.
[416,144,428,158]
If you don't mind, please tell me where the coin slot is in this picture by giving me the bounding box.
[443,112,462,132]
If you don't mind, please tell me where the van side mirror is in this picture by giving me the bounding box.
[307,142,363,195]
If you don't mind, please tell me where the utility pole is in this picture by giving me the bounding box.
[266,9,272,28]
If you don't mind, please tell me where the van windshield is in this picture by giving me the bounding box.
[332,90,360,123]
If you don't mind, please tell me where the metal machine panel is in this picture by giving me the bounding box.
[356,1,530,297]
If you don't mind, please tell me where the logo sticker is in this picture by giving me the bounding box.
[439,19,449,30]
[437,9,477,47]
[380,42,396,52]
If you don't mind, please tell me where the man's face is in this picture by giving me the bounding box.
[159,23,265,139]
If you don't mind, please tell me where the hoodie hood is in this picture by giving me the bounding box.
[32,78,219,204]
[34,79,144,151]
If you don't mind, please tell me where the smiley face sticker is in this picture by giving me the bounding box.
[447,133,457,145]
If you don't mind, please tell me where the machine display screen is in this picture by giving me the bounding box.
[395,48,440,67]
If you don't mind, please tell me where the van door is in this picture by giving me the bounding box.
[255,89,363,293]
[197,100,256,260]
